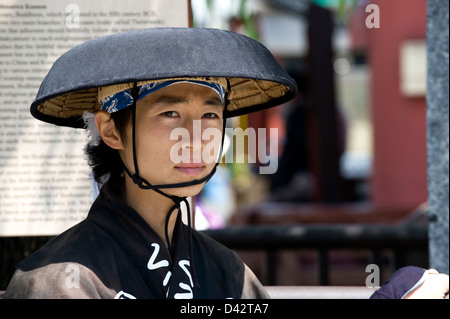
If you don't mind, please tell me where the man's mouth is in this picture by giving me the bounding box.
[174,164,206,176]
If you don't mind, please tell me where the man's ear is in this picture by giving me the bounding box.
[95,111,124,150]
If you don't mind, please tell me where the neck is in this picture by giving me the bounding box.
[123,175,179,247]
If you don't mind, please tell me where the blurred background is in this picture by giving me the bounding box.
[191,0,430,287]
[192,0,428,227]
[0,0,437,290]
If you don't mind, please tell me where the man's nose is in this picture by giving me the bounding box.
[182,119,203,162]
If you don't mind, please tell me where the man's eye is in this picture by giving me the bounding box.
[162,111,179,117]
[203,113,219,119]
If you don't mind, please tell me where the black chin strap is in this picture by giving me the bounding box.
[122,81,230,292]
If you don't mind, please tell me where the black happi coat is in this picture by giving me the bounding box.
[5,183,268,299]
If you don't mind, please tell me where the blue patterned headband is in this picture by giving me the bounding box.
[100,80,227,114]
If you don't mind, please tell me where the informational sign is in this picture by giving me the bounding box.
[0,0,189,236]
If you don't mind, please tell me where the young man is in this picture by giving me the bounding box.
[4,27,297,299]
[5,28,448,299]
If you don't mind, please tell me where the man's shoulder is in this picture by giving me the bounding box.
[192,229,239,256]
[191,228,244,272]
[4,261,117,299]
[4,220,118,299]
[17,219,108,270]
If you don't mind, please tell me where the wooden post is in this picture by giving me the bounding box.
[307,4,344,203]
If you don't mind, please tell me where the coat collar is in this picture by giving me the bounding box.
[88,182,197,299]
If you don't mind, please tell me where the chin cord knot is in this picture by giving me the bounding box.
[131,174,144,186]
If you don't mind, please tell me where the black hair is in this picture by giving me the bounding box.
[84,107,132,186]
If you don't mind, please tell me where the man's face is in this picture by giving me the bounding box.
[120,82,224,197]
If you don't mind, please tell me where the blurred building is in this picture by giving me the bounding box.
[196,0,429,219]
[192,0,430,286]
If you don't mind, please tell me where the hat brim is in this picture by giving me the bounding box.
[30,28,297,128]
